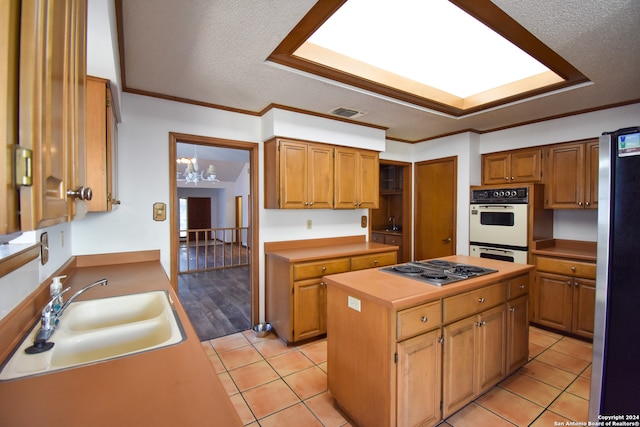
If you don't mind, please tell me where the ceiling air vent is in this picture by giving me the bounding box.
[329,107,366,119]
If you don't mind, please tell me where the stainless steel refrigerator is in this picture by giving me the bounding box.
[590,126,640,419]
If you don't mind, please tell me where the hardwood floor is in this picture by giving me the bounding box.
[178,266,251,341]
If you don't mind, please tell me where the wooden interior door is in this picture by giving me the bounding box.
[187,197,211,241]
[414,157,457,260]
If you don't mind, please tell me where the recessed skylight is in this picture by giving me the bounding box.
[305,0,553,98]
[268,0,588,116]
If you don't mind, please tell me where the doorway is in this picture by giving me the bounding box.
[414,156,457,260]
[169,133,259,340]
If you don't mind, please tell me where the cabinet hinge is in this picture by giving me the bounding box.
[15,147,33,187]
[106,96,111,108]
[394,353,398,364]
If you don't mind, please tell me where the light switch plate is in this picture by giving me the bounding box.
[40,232,49,265]
[153,202,166,221]
[361,215,367,228]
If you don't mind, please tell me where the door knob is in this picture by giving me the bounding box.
[442,237,452,243]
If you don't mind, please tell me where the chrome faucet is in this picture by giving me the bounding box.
[32,278,108,348]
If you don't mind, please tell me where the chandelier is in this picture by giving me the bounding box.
[176,148,220,185]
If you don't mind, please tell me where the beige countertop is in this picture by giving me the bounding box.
[532,239,597,262]
[323,255,534,310]
[0,254,243,427]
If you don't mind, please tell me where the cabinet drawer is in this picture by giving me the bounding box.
[397,301,442,340]
[384,234,402,246]
[293,258,351,281]
[443,282,507,324]
[350,251,397,271]
[536,256,596,279]
[508,274,529,300]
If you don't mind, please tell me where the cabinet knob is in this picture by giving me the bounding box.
[309,202,313,206]
[585,201,590,206]
[577,201,583,206]
[476,321,487,327]
[505,177,509,181]
[67,186,93,201]
[567,281,572,286]
[420,316,428,323]
[571,266,576,272]
[322,266,327,271]
[510,307,517,312]
[519,284,525,289]
[478,297,486,303]
[373,259,379,264]
[511,176,514,180]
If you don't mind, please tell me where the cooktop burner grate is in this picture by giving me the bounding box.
[380,259,498,286]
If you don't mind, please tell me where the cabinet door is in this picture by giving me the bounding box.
[476,304,507,394]
[585,140,599,209]
[357,149,379,209]
[86,76,114,212]
[442,316,476,418]
[572,278,596,338]
[511,148,542,183]
[544,142,585,209]
[279,140,308,209]
[482,153,510,185]
[535,272,573,332]
[19,0,74,229]
[293,278,326,341]
[334,147,379,209]
[307,143,334,209]
[0,0,20,235]
[507,295,529,374]
[334,147,358,208]
[396,330,442,427]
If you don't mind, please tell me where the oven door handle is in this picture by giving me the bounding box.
[476,205,515,209]
[477,247,514,256]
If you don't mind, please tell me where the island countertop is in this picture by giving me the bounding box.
[323,255,534,310]
[0,252,243,427]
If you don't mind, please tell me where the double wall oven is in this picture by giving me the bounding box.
[469,187,529,263]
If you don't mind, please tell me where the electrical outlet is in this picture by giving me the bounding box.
[347,296,361,312]
[306,219,312,229]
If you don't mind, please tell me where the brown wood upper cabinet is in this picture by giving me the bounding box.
[85,76,119,212]
[264,138,379,209]
[18,0,88,229]
[264,138,334,209]
[544,139,598,209]
[334,146,379,209]
[482,147,542,185]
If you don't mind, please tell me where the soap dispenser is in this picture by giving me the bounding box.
[50,275,67,313]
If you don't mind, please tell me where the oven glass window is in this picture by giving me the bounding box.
[480,212,514,226]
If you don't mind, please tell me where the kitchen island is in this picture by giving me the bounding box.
[0,251,242,427]
[324,255,534,427]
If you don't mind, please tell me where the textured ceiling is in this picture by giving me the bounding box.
[119,0,640,143]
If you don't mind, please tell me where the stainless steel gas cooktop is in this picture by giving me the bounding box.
[380,259,497,286]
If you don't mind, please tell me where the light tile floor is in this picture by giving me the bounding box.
[201,326,592,426]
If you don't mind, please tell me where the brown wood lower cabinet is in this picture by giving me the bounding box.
[397,329,441,427]
[533,255,596,339]
[327,272,530,427]
[266,242,397,344]
[442,303,506,418]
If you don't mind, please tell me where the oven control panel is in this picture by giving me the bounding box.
[471,187,528,204]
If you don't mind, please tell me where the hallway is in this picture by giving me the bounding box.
[179,266,251,341]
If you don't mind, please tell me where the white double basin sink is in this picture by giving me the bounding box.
[0,291,185,380]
